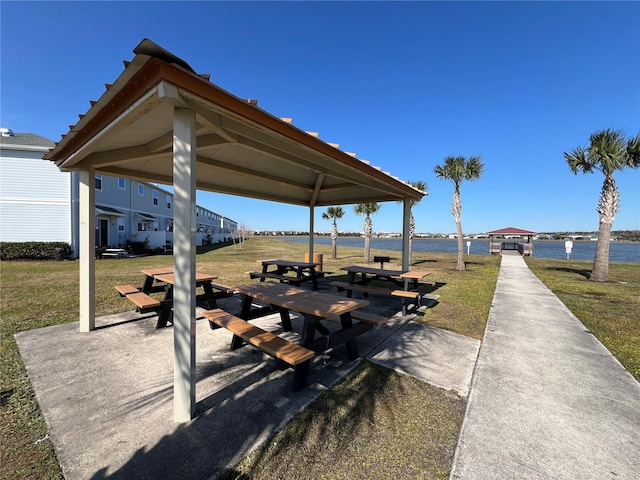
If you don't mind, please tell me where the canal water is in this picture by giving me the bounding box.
[281,237,640,263]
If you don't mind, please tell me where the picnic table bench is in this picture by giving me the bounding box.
[248,271,305,285]
[205,283,390,391]
[115,284,163,313]
[205,308,315,392]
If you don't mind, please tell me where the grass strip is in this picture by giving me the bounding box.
[219,360,466,480]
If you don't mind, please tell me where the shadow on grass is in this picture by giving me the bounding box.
[413,259,438,265]
[422,282,446,294]
[546,267,592,280]
[217,360,413,479]
[196,241,235,255]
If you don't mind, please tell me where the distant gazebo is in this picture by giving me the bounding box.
[487,227,536,256]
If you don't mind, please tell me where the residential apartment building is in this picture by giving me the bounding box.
[0,129,237,257]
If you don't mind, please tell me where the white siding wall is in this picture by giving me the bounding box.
[1,144,237,250]
[0,149,72,242]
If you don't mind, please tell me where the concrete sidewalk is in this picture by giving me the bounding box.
[16,286,479,480]
[450,254,640,479]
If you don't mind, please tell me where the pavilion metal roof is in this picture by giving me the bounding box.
[43,38,424,208]
[487,227,536,235]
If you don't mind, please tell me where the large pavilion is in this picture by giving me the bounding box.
[44,39,425,421]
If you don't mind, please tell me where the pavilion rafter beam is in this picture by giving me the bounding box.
[315,194,401,206]
[195,180,308,206]
[196,155,313,191]
[144,123,214,153]
[74,131,235,169]
[177,90,240,143]
[98,166,173,186]
[317,182,359,192]
[74,144,165,169]
[309,173,325,206]
[194,133,234,149]
[147,131,175,153]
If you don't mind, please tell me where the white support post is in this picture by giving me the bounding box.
[308,206,314,258]
[172,108,197,422]
[78,168,96,332]
[402,198,411,271]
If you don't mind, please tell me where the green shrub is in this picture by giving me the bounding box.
[0,242,73,260]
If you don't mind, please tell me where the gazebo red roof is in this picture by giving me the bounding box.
[487,227,536,235]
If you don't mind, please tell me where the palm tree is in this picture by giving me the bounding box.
[434,155,484,271]
[322,206,345,259]
[564,129,640,282]
[354,202,381,263]
[396,181,428,264]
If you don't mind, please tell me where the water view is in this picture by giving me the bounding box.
[282,237,640,263]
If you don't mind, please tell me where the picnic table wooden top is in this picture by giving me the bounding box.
[399,270,431,280]
[153,272,218,285]
[140,267,174,277]
[234,282,368,318]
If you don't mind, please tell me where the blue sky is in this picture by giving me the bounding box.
[2,1,639,234]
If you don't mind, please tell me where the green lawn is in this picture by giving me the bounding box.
[1,238,638,479]
[525,257,640,380]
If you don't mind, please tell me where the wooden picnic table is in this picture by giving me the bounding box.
[116,268,220,328]
[250,258,323,290]
[341,265,406,288]
[333,265,431,314]
[233,282,372,360]
[341,265,430,289]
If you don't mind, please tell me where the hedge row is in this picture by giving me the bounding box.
[0,242,74,260]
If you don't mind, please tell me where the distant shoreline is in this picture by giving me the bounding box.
[275,236,640,263]
[265,234,640,244]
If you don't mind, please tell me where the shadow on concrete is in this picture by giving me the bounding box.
[88,357,403,480]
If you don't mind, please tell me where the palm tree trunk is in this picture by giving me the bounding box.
[591,176,619,281]
[452,188,465,271]
[364,236,371,263]
[592,220,612,281]
[331,221,338,259]
[409,212,415,265]
[363,215,372,263]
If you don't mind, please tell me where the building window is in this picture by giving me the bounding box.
[138,183,144,196]
[117,217,125,232]
[118,178,126,190]
[95,174,102,190]
[167,196,172,209]
[153,190,159,206]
